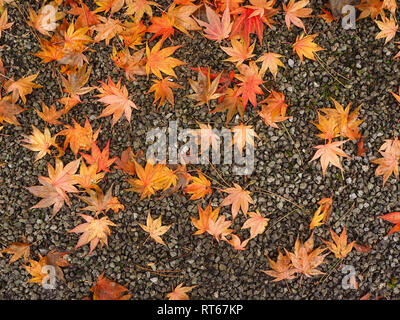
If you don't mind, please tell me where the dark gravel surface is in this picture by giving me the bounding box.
[0,0,400,300]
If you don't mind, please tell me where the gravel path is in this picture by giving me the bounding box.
[0,0,400,300]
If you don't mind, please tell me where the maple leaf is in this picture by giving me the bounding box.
[283,0,313,30]
[234,61,264,109]
[81,141,117,173]
[166,283,197,300]
[262,248,297,282]
[114,147,143,175]
[160,164,191,197]
[139,212,171,246]
[229,8,265,45]
[167,3,201,36]
[220,183,254,220]
[60,64,93,103]
[0,95,23,126]
[125,0,160,20]
[93,16,124,45]
[256,52,285,80]
[309,197,333,230]
[211,86,244,125]
[91,272,131,300]
[195,5,232,42]
[57,117,100,156]
[286,233,328,277]
[2,238,30,264]
[258,90,290,128]
[95,76,138,126]
[27,4,64,36]
[322,227,355,259]
[23,254,48,284]
[94,0,125,15]
[207,215,233,242]
[372,151,399,186]
[292,33,324,63]
[68,213,116,255]
[0,9,13,38]
[221,35,255,67]
[74,162,105,189]
[184,171,212,200]
[356,0,384,20]
[187,68,222,107]
[224,234,249,250]
[21,126,58,162]
[379,212,400,236]
[78,186,124,216]
[148,76,183,109]
[4,72,42,104]
[111,47,146,81]
[313,113,339,142]
[147,13,175,44]
[145,40,186,79]
[309,140,351,176]
[375,14,398,45]
[63,22,92,52]
[383,0,397,14]
[125,160,165,199]
[318,8,335,23]
[319,98,364,141]
[35,102,63,126]
[68,2,100,29]
[28,159,81,218]
[191,203,220,235]
[45,249,71,282]
[241,210,269,239]
[34,39,65,63]
[231,123,260,155]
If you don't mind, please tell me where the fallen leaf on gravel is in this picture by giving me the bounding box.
[354,243,372,253]
[139,212,171,246]
[90,272,131,300]
[2,240,30,264]
[166,283,197,300]
[220,183,254,220]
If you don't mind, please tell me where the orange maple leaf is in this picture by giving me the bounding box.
[283,0,313,30]
[309,140,351,176]
[379,211,400,236]
[81,141,117,173]
[69,213,116,255]
[187,67,222,107]
[145,40,186,79]
[139,212,171,246]
[322,227,355,259]
[234,61,264,109]
[241,210,269,239]
[96,76,139,126]
[195,5,232,42]
[184,171,212,200]
[4,72,42,104]
[231,123,260,155]
[191,203,219,235]
[57,117,100,155]
[262,248,297,282]
[148,76,183,109]
[221,36,255,67]
[292,33,324,62]
[78,186,124,216]
[166,283,197,300]
[91,272,131,300]
[220,183,254,220]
